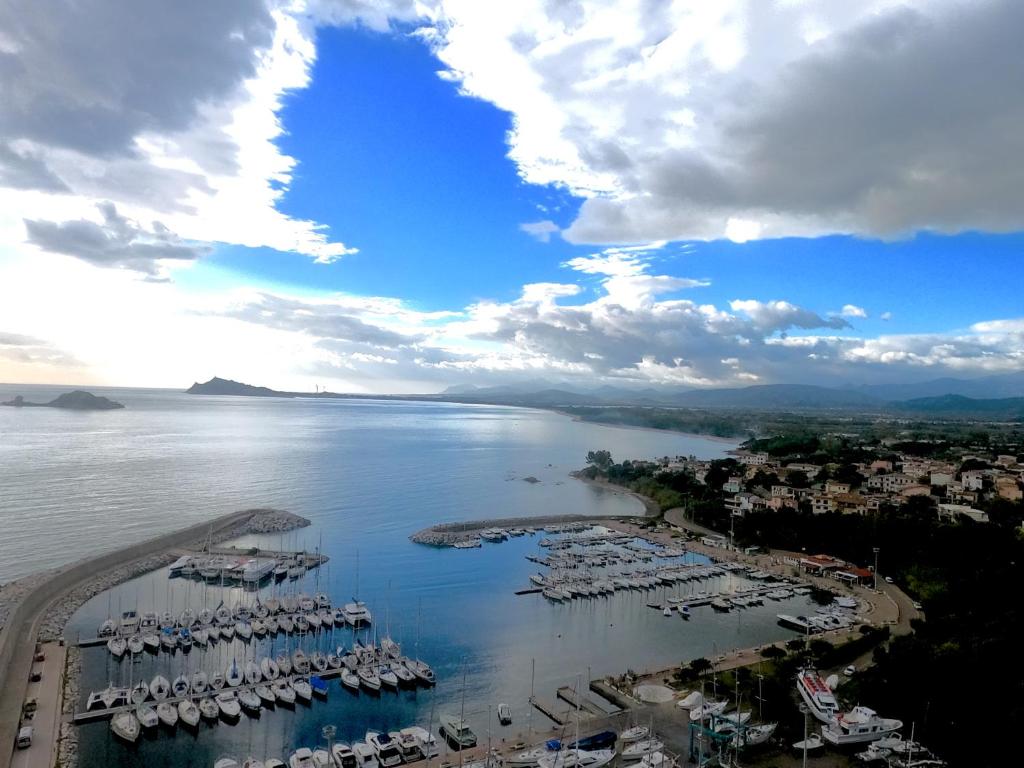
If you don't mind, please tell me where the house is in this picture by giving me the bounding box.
[800,554,844,574]
[899,484,931,497]
[738,452,770,466]
[767,496,797,511]
[825,480,851,495]
[868,473,916,493]
[811,495,837,514]
[938,503,989,523]
[835,492,869,513]
[725,492,765,516]
[996,454,1018,467]
[961,470,987,491]
[771,485,795,498]
[870,459,894,473]
[701,534,729,548]
[930,471,954,487]
[722,476,743,494]
[995,476,1023,501]
[833,566,874,586]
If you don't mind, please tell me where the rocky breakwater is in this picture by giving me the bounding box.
[410,513,596,546]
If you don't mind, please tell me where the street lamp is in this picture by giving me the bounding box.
[323,725,337,757]
[872,547,880,591]
[799,704,810,768]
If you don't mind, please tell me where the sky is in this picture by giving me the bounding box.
[1,0,1023,393]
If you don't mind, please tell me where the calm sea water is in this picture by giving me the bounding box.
[0,385,813,767]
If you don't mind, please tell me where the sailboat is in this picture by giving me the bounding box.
[178,698,201,728]
[157,700,179,728]
[111,710,140,743]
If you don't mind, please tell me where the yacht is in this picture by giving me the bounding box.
[366,731,402,768]
[191,670,209,694]
[404,658,435,685]
[358,666,381,691]
[352,742,379,768]
[199,696,220,721]
[255,684,275,706]
[210,671,226,690]
[272,680,296,706]
[216,690,242,719]
[391,661,415,685]
[136,703,159,730]
[821,707,903,745]
[292,649,311,674]
[245,661,262,685]
[400,727,438,759]
[238,687,262,714]
[127,634,144,655]
[157,701,179,728]
[292,676,313,702]
[107,636,127,658]
[143,632,160,652]
[290,748,316,768]
[276,652,293,676]
[796,670,840,723]
[621,725,650,743]
[261,656,280,681]
[332,743,357,768]
[622,740,665,761]
[733,722,776,747]
[395,731,422,762]
[343,601,372,627]
[226,659,244,687]
[439,714,477,750]
[497,702,512,725]
[111,711,140,743]
[690,700,727,721]
[130,681,149,705]
[98,617,117,637]
[508,746,551,767]
[378,664,399,688]
[340,669,360,690]
[150,675,170,701]
[178,698,200,727]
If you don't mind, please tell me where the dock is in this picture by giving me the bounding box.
[555,686,619,717]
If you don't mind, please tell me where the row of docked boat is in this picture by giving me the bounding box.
[677,691,778,748]
[776,607,856,634]
[508,726,680,768]
[169,552,323,583]
[213,726,441,768]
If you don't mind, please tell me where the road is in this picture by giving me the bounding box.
[10,643,65,768]
[0,509,256,768]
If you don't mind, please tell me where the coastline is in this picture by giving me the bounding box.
[570,471,662,517]
[551,407,742,445]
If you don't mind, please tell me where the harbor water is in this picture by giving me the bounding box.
[0,386,818,767]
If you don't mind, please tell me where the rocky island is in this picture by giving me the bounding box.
[2,390,125,410]
[187,376,294,397]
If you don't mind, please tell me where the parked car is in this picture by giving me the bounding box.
[17,727,33,749]
[843,665,856,676]
[30,670,42,682]
[912,601,923,610]
[884,576,894,584]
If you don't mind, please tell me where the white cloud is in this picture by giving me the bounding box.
[841,304,868,318]
[412,0,1024,244]
[519,220,560,242]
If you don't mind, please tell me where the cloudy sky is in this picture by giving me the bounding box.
[1,0,1022,392]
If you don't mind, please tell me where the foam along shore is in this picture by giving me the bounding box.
[0,508,309,762]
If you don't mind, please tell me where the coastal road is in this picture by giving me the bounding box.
[0,509,257,768]
[10,643,65,768]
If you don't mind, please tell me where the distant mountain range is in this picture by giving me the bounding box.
[187,375,1024,420]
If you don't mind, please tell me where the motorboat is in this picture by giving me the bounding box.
[358,667,381,691]
[366,731,402,768]
[310,675,329,698]
[400,727,438,759]
[621,725,650,743]
[292,676,313,702]
[157,701,178,727]
[537,750,615,768]
[498,702,513,725]
[238,688,262,714]
[98,617,117,637]
[332,743,358,768]
[272,680,296,706]
[176,698,199,727]
[792,733,824,751]
[395,731,422,762]
[192,670,209,694]
[216,690,241,719]
[290,749,315,768]
[352,742,379,768]
[199,696,220,721]
[136,703,159,729]
[439,714,477,750]
[261,656,280,681]
[313,750,332,768]
[150,675,170,701]
[821,707,903,745]
[111,711,140,743]
[796,670,840,723]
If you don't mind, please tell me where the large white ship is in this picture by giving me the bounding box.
[796,669,840,723]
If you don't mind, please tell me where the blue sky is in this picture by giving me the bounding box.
[1,1,1023,391]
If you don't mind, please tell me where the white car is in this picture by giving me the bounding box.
[884,576,894,584]
[843,665,856,676]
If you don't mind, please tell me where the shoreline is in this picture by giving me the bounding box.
[0,508,310,767]
[409,472,659,545]
[552,407,743,445]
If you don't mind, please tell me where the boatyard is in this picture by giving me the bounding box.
[1,507,926,768]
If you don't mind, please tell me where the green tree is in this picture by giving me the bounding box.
[689,657,713,677]
[585,450,613,472]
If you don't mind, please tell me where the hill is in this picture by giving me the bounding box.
[2,390,125,410]
[186,377,294,397]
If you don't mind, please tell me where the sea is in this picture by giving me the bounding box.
[0,385,816,767]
